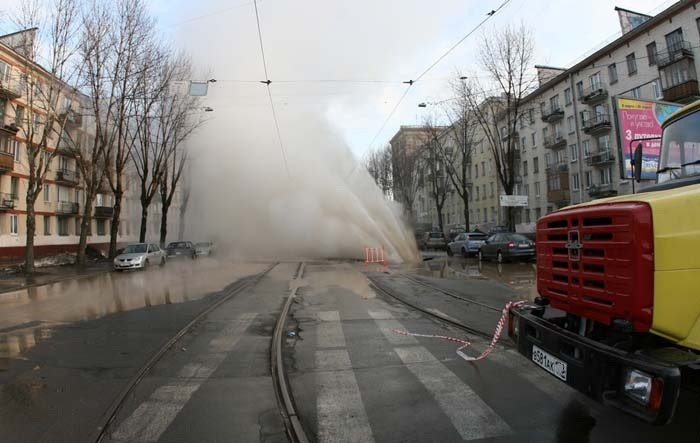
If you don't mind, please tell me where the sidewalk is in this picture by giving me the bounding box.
[0,261,112,293]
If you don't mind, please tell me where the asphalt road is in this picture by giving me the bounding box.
[1,256,699,442]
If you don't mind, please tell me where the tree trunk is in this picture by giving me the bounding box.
[25,196,36,274]
[159,203,169,247]
[77,192,95,266]
[109,190,122,258]
[463,196,470,231]
[436,203,445,234]
[139,203,148,242]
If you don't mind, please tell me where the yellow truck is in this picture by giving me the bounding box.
[509,100,700,424]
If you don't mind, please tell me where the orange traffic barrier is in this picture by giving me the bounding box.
[364,245,387,270]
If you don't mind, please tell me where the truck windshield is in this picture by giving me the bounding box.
[658,109,700,183]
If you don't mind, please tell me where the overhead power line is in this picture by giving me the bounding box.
[252,0,290,178]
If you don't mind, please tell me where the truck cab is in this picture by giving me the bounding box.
[508,101,700,424]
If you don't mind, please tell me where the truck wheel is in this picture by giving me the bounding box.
[497,251,504,263]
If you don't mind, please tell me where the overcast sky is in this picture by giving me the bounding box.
[1,0,675,159]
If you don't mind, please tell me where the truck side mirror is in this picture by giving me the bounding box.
[633,143,643,183]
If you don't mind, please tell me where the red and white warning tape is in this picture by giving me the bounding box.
[393,300,529,362]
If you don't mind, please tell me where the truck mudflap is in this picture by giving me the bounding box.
[509,307,681,424]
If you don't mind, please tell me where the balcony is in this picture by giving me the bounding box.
[662,79,699,103]
[582,113,612,135]
[657,41,694,68]
[0,193,14,210]
[579,83,608,104]
[500,129,518,141]
[541,106,564,123]
[94,206,114,218]
[546,162,569,175]
[57,201,79,215]
[58,108,82,129]
[548,189,570,206]
[0,78,21,100]
[543,133,566,150]
[0,114,20,136]
[55,168,80,185]
[0,145,14,173]
[586,150,615,166]
[588,183,617,198]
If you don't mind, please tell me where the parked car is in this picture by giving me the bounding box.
[423,232,447,250]
[166,241,197,259]
[447,232,489,257]
[195,241,215,256]
[478,233,535,263]
[113,243,167,271]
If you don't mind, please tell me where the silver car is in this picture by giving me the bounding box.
[195,241,214,256]
[113,243,167,271]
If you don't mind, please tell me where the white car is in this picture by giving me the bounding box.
[113,243,167,271]
[195,241,215,256]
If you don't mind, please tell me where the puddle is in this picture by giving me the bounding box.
[0,259,267,363]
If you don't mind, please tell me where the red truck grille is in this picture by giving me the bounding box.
[537,202,654,332]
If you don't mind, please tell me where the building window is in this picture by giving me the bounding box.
[13,140,19,162]
[535,208,542,220]
[10,214,18,235]
[590,72,601,88]
[521,136,527,150]
[661,59,695,89]
[626,53,637,75]
[58,217,69,236]
[630,87,641,98]
[474,164,479,179]
[550,95,560,110]
[572,173,580,191]
[608,63,618,84]
[564,88,572,105]
[576,81,584,98]
[483,208,487,223]
[534,182,541,197]
[481,161,485,176]
[652,79,663,99]
[598,135,611,152]
[15,105,24,127]
[582,140,591,158]
[522,160,528,176]
[524,183,529,197]
[665,28,684,53]
[476,186,480,200]
[570,143,578,161]
[43,215,51,235]
[533,156,539,174]
[96,218,106,236]
[542,126,549,140]
[647,42,657,65]
[585,171,592,188]
[601,167,612,185]
[528,108,534,124]
[580,110,589,126]
[567,115,575,134]
[490,182,494,197]
[44,184,50,202]
[531,132,536,147]
[10,176,18,199]
[525,209,531,224]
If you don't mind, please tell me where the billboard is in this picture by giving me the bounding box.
[615,97,682,180]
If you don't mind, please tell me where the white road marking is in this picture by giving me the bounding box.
[316,349,375,443]
[110,313,257,443]
[317,310,346,348]
[315,349,352,371]
[367,309,418,345]
[395,346,511,441]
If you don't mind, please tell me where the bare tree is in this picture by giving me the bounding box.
[130,46,179,242]
[102,0,155,258]
[422,117,451,234]
[441,77,478,230]
[465,25,535,230]
[157,61,204,246]
[10,0,79,273]
[390,138,422,223]
[365,144,392,197]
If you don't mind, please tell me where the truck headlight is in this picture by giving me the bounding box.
[624,369,652,404]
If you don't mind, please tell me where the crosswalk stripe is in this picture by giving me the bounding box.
[395,346,512,441]
[110,313,257,443]
[367,309,418,345]
[316,349,375,443]
[317,310,346,348]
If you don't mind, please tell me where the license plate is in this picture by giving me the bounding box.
[531,345,567,381]
[518,243,530,248]
[175,251,182,255]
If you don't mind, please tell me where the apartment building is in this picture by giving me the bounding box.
[400,1,700,234]
[513,0,700,231]
[0,29,142,260]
